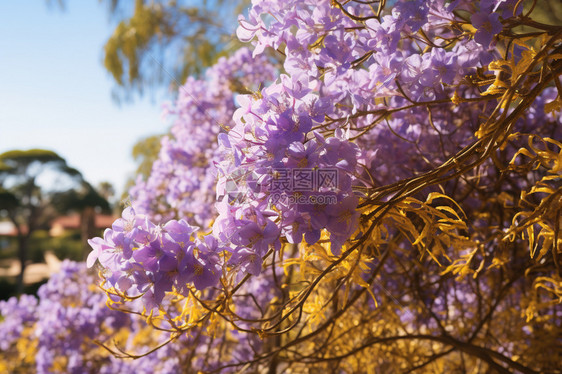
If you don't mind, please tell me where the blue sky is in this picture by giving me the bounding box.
[0,1,169,197]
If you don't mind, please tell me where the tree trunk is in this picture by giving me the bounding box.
[16,234,28,295]
[81,206,96,261]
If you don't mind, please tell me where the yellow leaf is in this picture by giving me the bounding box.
[451,90,462,105]
[512,49,536,84]
[544,98,562,114]
[481,81,507,96]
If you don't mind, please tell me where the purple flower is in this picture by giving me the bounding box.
[285,140,319,169]
[282,209,321,245]
[87,229,132,270]
[229,248,263,276]
[236,11,265,43]
[365,16,403,53]
[280,73,311,100]
[318,31,353,72]
[420,49,458,87]
[132,240,165,273]
[326,195,359,238]
[232,220,280,256]
[162,219,198,246]
[180,248,221,291]
[471,12,503,47]
[392,0,428,33]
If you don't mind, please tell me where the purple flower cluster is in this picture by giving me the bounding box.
[0,294,37,351]
[214,86,362,257]
[103,0,538,306]
[34,261,131,373]
[129,48,276,226]
[458,0,523,47]
[214,0,509,265]
[0,259,282,373]
[87,206,224,310]
[0,261,133,373]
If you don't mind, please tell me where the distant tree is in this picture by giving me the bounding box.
[120,134,164,200]
[0,149,84,293]
[132,134,163,179]
[102,0,249,99]
[52,0,248,100]
[97,181,115,203]
[52,183,111,260]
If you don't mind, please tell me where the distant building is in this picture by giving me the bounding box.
[0,221,26,237]
[49,214,115,237]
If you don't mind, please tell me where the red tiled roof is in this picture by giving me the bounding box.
[95,215,116,229]
[50,214,116,230]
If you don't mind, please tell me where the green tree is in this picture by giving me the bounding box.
[97,181,115,203]
[132,134,163,178]
[52,183,111,260]
[120,134,163,200]
[102,0,248,98]
[0,149,84,293]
